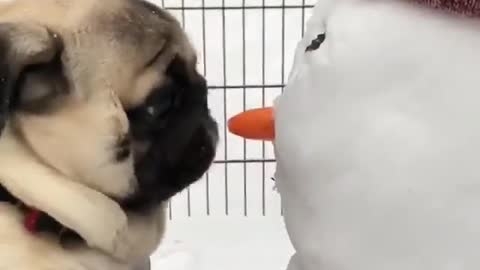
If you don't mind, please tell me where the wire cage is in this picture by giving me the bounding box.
[156,0,316,219]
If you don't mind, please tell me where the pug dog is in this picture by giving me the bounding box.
[0,0,218,269]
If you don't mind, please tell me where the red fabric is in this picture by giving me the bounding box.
[410,0,480,17]
[24,209,41,233]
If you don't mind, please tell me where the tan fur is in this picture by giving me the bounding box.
[0,0,198,269]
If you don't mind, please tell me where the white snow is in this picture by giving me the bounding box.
[151,216,294,270]
[274,0,480,269]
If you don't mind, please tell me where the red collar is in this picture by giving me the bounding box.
[24,208,42,233]
[1,185,72,237]
[22,206,73,238]
[0,185,41,233]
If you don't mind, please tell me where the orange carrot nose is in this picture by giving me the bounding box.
[227,107,275,141]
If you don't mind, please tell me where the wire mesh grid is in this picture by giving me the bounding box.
[154,0,315,219]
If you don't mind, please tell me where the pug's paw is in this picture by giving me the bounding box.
[90,206,167,262]
[90,218,132,261]
[73,196,130,260]
[105,223,135,262]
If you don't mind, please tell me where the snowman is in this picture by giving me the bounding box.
[229,0,480,269]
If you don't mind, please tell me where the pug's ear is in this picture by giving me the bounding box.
[0,22,65,135]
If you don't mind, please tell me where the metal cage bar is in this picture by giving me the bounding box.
[162,0,315,219]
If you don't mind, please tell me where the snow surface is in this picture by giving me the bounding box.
[152,216,294,270]
[274,0,480,269]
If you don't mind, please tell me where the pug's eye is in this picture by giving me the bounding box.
[146,106,155,116]
[147,95,175,118]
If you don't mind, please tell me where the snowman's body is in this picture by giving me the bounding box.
[274,1,480,269]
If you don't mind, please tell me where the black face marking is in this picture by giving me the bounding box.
[122,56,218,212]
[305,33,326,52]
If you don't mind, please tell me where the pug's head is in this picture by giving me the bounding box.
[0,0,218,211]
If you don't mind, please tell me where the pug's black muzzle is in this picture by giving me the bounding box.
[122,57,218,212]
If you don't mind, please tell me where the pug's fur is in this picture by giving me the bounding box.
[0,0,218,269]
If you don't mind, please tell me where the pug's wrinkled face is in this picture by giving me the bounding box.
[0,0,218,209]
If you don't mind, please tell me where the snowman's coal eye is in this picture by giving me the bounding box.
[305,33,326,52]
